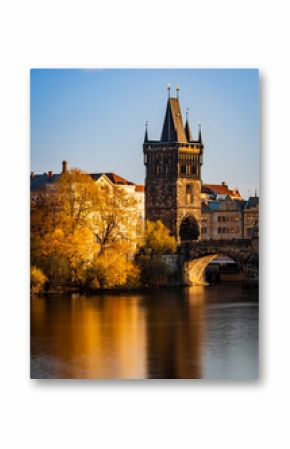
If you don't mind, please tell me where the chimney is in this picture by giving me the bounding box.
[221,181,227,187]
[62,160,68,173]
[48,170,53,179]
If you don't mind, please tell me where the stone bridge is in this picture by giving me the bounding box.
[179,239,257,285]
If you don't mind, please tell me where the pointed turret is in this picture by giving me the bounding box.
[198,123,202,143]
[160,97,186,143]
[184,108,193,142]
[144,121,149,143]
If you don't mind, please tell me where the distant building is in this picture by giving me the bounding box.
[201,197,245,239]
[243,196,259,238]
[90,171,145,224]
[201,195,259,240]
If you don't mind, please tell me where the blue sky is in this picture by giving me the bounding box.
[31,69,259,198]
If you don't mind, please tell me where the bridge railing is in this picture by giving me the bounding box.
[180,238,252,248]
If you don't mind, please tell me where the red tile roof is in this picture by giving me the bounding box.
[104,172,134,185]
[203,183,242,199]
[135,185,145,192]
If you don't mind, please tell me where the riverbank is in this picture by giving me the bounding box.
[31,278,259,297]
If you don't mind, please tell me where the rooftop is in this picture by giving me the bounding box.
[31,165,142,192]
[202,183,242,199]
[245,196,259,209]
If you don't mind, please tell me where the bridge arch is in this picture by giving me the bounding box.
[181,240,253,286]
[183,253,244,286]
[180,215,199,242]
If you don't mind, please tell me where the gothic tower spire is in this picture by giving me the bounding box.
[184,108,193,142]
[160,90,186,142]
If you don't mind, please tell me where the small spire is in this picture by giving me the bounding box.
[198,123,202,142]
[167,83,171,98]
[184,108,193,142]
[176,84,180,98]
[144,120,149,143]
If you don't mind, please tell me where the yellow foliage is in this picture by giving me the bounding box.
[142,220,177,255]
[31,266,48,294]
[88,252,140,289]
[31,168,140,289]
[91,183,138,255]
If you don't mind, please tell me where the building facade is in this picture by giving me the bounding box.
[143,91,203,242]
[201,197,245,239]
[201,195,259,240]
[243,196,259,238]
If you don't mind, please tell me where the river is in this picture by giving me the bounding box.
[31,284,258,379]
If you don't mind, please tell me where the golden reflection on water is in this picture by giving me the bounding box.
[31,288,206,379]
[32,295,148,379]
[31,286,258,379]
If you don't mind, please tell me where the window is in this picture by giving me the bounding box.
[202,227,207,233]
[191,165,197,175]
[186,184,194,204]
[180,165,186,174]
[218,227,221,233]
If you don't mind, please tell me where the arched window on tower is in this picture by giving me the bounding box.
[180,165,186,174]
[180,215,199,241]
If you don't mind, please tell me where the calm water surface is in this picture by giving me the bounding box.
[31,284,258,379]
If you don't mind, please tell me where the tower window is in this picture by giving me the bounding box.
[186,184,194,204]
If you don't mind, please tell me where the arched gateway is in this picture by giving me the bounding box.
[180,215,199,242]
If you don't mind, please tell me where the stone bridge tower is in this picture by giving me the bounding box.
[143,87,204,242]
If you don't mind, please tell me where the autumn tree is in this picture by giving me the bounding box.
[141,220,177,256]
[137,220,177,287]
[89,182,138,256]
[31,168,140,290]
